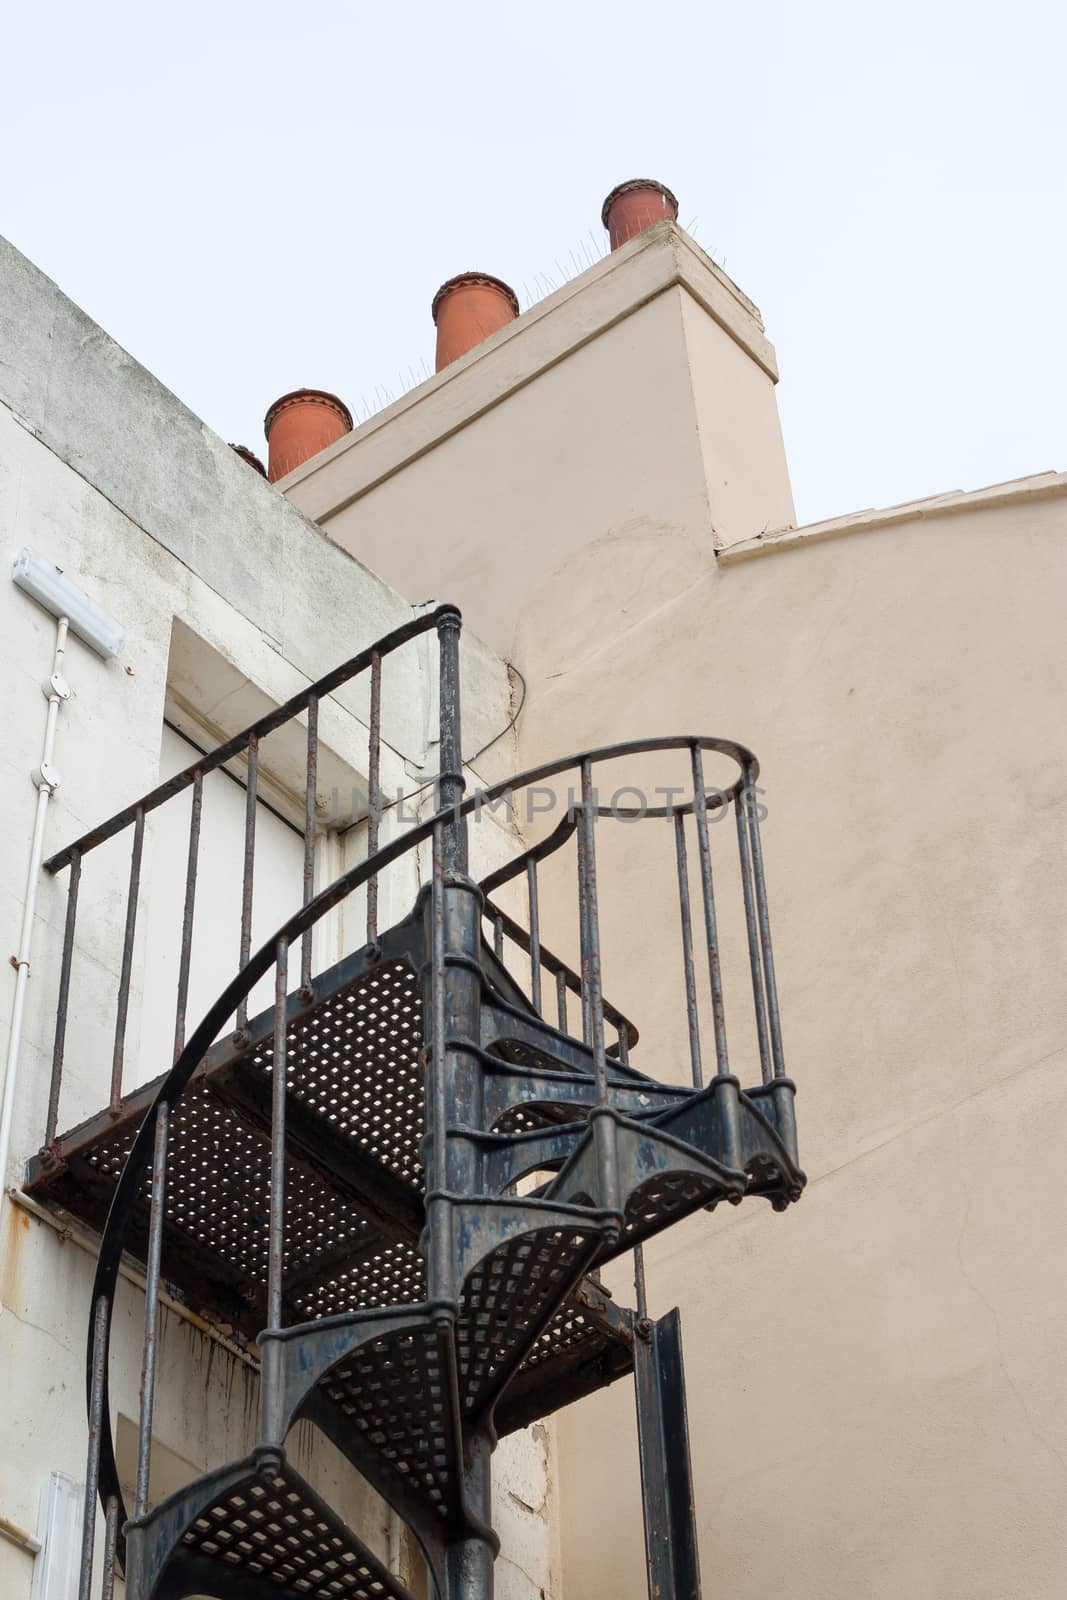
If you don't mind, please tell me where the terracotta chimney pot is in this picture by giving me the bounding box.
[431,273,520,372]
[263,389,353,483]
[601,179,679,250]
[229,443,267,477]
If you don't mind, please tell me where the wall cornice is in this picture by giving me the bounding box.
[718,471,1067,563]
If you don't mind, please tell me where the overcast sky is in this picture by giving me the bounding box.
[5,0,1065,526]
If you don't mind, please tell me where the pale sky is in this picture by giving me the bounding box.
[4,0,1065,526]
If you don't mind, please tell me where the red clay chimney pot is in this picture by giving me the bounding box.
[601,179,679,250]
[263,389,354,483]
[431,273,520,372]
[229,443,268,477]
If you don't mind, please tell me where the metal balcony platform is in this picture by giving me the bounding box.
[26,924,642,1440]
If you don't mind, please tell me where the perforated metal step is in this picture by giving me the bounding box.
[456,1212,606,1417]
[124,1449,415,1600]
[28,948,428,1336]
[542,1083,805,1262]
[258,1205,612,1538]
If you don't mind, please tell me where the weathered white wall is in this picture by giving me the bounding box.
[137,724,307,1084]
[0,236,553,1600]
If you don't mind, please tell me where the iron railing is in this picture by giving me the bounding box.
[73,748,789,1582]
[43,610,446,1148]
[36,603,798,1600]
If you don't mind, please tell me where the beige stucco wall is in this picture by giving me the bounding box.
[534,489,1067,1600]
[299,288,709,662]
[284,221,1067,1598]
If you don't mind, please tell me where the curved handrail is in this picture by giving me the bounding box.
[478,771,746,898]
[86,732,759,1551]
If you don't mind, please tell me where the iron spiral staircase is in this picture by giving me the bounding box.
[27,605,804,1600]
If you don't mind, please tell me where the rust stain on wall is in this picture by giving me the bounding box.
[1,1206,31,1309]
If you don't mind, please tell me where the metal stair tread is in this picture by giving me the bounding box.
[125,1449,414,1600]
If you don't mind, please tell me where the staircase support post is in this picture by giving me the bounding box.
[445,1433,495,1600]
[634,1308,702,1600]
[433,604,496,1599]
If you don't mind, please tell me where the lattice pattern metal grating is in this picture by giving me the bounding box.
[292,1240,426,1321]
[179,1460,412,1599]
[456,1225,601,1415]
[624,1170,725,1240]
[520,1301,600,1370]
[73,961,429,1324]
[85,1095,374,1307]
[249,960,425,1187]
[319,1325,454,1517]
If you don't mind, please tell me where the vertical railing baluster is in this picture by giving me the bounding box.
[633,1242,648,1319]
[78,1294,108,1600]
[99,1496,119,1600]
[236,735,259,1030]
[493,912,504,964]
[555,970,568,1035]
[577,760,607,1102]
[526,859,543,1015]
[366,652,383,945]
[46,848,80,1145]
[135,1104,169,1518]
[111,808,144,1113]
[689,745,730,1077]
[267,937,289,1331]
[576,812,592,1047]
[302,698,318,991]
[173,773,202,1063]
[743,766,786,1078]
[427,820,450,1307]
[673,810,704,1089]
[616,1024,629,1068]
[734,787,772,1083]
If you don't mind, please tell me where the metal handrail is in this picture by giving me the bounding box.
[45,608,450,1147]
[477,743,758,1053]
[45,609,446,873]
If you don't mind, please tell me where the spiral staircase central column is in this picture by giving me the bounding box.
[445,1434,495,1600]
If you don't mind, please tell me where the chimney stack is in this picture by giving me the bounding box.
[601,179,679,251]
[432,273,519,372]
[264,389,353,483]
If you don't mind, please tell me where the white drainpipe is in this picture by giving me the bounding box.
[0,618,71,1256]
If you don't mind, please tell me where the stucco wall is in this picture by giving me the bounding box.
[309,288,711,662]
[281,224,1067,1597]
[283,223,795,662]
[523,489,1067,1600]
